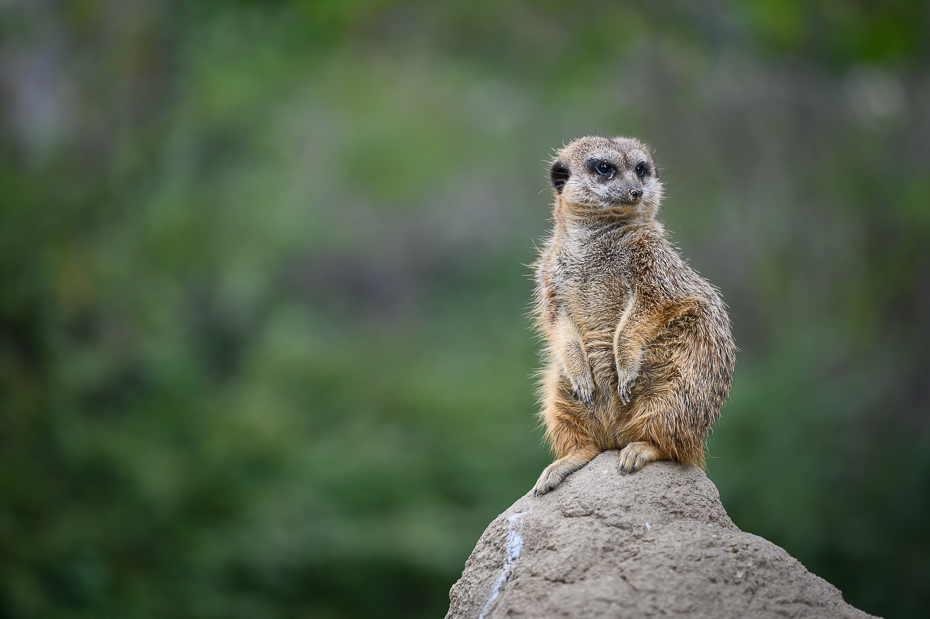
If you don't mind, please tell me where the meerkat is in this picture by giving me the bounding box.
[531,135,735,496]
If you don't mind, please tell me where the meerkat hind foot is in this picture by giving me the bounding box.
[618,442,662,475]
[533,453,594,496]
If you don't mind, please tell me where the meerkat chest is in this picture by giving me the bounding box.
[555,231,632,327]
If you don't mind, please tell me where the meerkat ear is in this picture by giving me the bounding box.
[549,160,570,194]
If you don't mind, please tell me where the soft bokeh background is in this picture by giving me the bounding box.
[2,1,928,617]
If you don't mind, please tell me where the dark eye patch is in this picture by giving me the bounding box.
[635,162,650,177]
[587,159,617,179]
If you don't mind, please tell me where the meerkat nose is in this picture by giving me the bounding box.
[629,188,644,201]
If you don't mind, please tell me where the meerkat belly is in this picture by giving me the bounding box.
[564,272,629,392]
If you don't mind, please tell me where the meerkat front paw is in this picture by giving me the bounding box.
[615,366,637,405]
[569,370,595,408]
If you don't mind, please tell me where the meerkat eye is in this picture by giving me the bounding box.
[589,160,617,179]
[635,163,649,177]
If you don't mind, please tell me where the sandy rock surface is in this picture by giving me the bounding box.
[447,451,876,619]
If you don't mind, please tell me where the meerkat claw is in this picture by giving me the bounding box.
[581,390,593,408]
[617,380,633,405]
[571,378,595,408]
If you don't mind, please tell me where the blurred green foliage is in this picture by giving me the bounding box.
[1,1,928,617]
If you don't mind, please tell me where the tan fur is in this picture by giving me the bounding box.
[532,136,735,496]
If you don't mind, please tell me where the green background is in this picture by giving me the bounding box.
[2,1,928,617]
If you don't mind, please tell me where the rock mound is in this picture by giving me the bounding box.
[447,451,876,619]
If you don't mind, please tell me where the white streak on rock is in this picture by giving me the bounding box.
[478,510,530,619]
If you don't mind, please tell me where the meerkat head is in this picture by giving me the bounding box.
[549,136,663,222]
